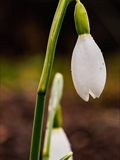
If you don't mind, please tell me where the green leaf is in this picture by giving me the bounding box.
[60,152,73,160]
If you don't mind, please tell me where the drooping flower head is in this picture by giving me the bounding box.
[71,1,106,101]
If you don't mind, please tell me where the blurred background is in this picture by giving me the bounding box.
[1,0,120,160]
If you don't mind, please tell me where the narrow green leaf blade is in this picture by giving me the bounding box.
[60,152,73,160]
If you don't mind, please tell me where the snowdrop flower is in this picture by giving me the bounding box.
[49,128,73,160]
[71,1,106,101]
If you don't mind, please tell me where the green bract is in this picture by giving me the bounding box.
[74,1,90,35]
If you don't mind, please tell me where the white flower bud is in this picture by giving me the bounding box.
[49,128,73,160]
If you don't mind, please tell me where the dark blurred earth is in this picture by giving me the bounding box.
[1,85,119,160]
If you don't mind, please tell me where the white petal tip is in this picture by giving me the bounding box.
[83,96,89,102]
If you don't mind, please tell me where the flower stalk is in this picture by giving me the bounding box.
[29,0,72,160]
[37,0,72,95]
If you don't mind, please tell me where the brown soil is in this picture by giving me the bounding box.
[1,88,119,160]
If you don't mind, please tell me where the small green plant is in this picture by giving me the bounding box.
[43,73,73,160]
[29,0,106,160]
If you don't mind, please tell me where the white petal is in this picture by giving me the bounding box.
[71,34,106,101]
[49,128,73,160]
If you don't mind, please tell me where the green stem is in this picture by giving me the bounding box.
[29,0,72,160]
[42,110,54,160]
[37,0,72,95]
[30,95,45,160]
